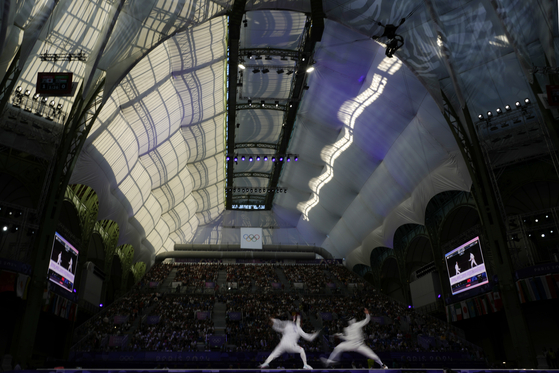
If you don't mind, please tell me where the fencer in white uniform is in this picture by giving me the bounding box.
[56,252,62,265]
[68,258,73,272]
[260,314,320,370]
[455,261,461,275]
[469,253,477,268]
[321,308,387,369]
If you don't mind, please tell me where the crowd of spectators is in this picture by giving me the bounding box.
[328,263,367,286]
[281,264,331,292]
[128,294,215,352]
[226,264,280,290]
[173,263,223,288]
[74,260,481,360]
[139,263,174,285]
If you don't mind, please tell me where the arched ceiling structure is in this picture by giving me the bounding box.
[1,0,555,269]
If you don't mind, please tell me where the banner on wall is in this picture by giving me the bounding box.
[240,228,263,249]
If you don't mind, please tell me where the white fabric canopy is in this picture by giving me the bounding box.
[3,0,553,269]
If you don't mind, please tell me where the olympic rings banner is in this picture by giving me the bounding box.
[240,228,263,249]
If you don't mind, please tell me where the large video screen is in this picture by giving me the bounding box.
[48,232,78,292]
[445,236,488,295]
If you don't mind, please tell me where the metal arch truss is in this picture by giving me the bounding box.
[233,172,271,179]
[236,103,287,112]
[235,142,278,150]
[239,48,301,60]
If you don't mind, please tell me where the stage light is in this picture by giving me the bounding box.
[234,156,238,162]
[289,103,293,107]
[16,86,22,93]
[50,100,55,107]
[24,90,31,96]
[226,155,230,161]
[248,99,252,106]
[524,98,530,104]
[541,233,545,238]
[256,156,260,161]
[306,66,315,73]
[277,69,284,74]
[546,215,549,218]
[33,93,40,100]
[287,156,290,162]
[243,19,247,27]
[252,68,260,73]
[275,101,279,107]
[279,156,284,161]
[515,101,521,108]
[487,111,493,118]
[505,104,511,111]
[57,103,63,109]
[496,107,502,114]
[2,226,7,232]
[294,156,298,161]
[100,303,103,307]
[478,114,483,120]
[249,156,253,162]
[261,100,265,107]
[408,305,411,309]
[437,294,441,298]
[241,156,245,161]
[238,63,245,70]
[236,123,240,128]
[272,157,276,162]
[264,156,268,161]
[535,219,538,223]
[262,68,269,74]
[286,70,293,75]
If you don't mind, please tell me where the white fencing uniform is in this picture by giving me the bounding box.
[261,316,318,369]
[324,314,385,367]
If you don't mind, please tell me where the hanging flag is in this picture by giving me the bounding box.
[467,300,477,318]
[480,298,489,314]
[445,305,450,322]
[521,279,534,302]
[528,278,541,300]
[493,292,502,310]
[486,292,497,312]
[474,297,483,315]
[454,303,462,321]
[461,301,470,319]
[0,270,17,292]
[516,281,526,303]
[16,274,29,298]
[545,275,557,298]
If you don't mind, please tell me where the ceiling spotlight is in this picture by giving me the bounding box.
[264,156,268,161]
[241,155,245,161]
[306,66,315,73]
[226,155,230,161]
[524,98,530,104]
[505,104,511,111]
[275,101,279,107]
[279,156,284,161]
[49,100,55,107]
[249,156,253,162]
[41,97,48,103]
[287,156,290,162]
[487,111,493,118]
[272,157,276,162]
[262,68,269,74]
[515,101,521,108]
[265,56,272,60]
[286,70,294,75]
[234,156,238,162]
[243,19,247,27]
[294,156,298,161]
[496,107,502,114]
[252,68,260,73]
[279,188,283,193]
[16,86,22,93]
[478,114,484,120]
[250,188,253,193]
[289,103,293,107]
[255,55,262,60]
[541,233,545,238]
[236,123,240,128]
[256,156,260,161]
[284,188,288,193]
[248,99,252,106]
[238,63,246,70]
[277,69,284,74]
[33,93,40,100]
[24,90,31,96]
[57,103,63,109]
[261,100,265,107]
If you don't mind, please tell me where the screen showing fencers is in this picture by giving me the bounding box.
[444,236,488,295]
[48,232,79,292]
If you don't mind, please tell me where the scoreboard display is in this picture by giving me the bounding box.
[36,72,73,95]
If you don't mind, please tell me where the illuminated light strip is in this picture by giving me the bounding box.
[299,73,388,221]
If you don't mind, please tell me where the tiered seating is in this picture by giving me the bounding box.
[226,264,280,290]
[173,263,223,289]
[282,264,331,293]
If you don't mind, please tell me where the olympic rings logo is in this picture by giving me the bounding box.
[243,234,260,242]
